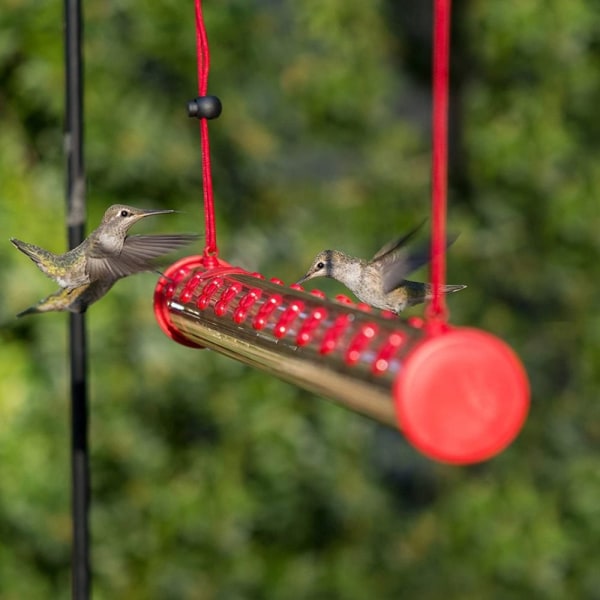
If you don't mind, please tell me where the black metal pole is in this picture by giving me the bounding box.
[64,0,90,598]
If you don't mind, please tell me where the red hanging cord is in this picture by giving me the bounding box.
[194,0,219,266]
[193,0,452,299]
[426,0,451,332]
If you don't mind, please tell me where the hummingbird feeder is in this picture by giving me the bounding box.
[154,0,530,464]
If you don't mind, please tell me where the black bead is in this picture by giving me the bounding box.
[187,96,222,119]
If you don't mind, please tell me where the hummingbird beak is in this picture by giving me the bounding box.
[130,208,177,225]
[137,208,176,219]
[295,272,313,285]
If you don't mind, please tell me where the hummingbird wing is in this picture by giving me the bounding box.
[86,234,199,281]
[373,227,459,294]
[370,221,425,261]
[17,287,78,317]
[370,223,431,293]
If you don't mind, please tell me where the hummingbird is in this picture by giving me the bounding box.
[296,224,466,314]
[11,204,199,315]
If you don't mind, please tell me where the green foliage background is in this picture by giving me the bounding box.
[1,1,599,598]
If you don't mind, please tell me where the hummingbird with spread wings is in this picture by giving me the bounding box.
[296,224,466,314]
[11,204,199,316]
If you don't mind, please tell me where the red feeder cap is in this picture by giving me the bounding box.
[153,255,206,349]
[394,327,529,464]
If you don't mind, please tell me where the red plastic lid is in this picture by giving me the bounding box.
[394,327,529,464]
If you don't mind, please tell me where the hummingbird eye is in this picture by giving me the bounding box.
[316,261,325,270]
[120,210,130,217]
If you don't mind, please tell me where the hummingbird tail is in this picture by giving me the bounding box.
[402,281,467,308]
[443,284,467,294]
[10,238,60,278]
[11,238,44,262]
[423,283,467,298]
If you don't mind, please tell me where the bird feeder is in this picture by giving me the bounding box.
[154,0,530,464]
[154,254,529,464]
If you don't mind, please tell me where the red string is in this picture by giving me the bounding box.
[194,0,219,266]
[426,0,451,332]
